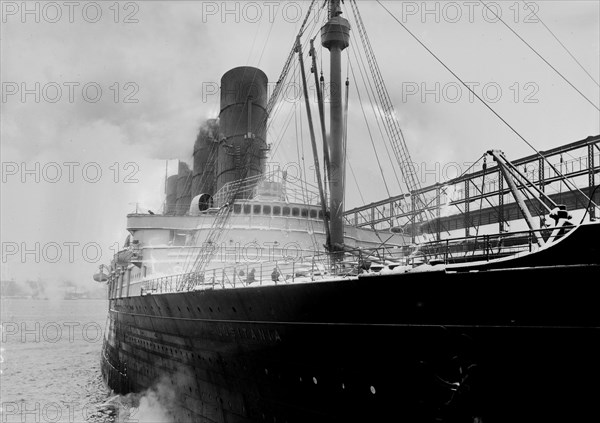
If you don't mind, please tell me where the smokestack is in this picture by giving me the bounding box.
[216,66,268,194]
[175,162,192,215]
[192,119,219,198]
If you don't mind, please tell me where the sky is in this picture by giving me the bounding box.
[1,0,599,286]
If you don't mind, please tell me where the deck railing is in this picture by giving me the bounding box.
[139,256,338,295]
[409,225,575,265]
[133,225,575,296]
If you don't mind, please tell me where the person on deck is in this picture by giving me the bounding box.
[271,268,280,282]
[247,268,256,284]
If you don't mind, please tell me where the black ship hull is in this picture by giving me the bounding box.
[102,261,599,423]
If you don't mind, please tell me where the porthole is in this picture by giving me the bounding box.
[370,386,376,394]
[313,377,317,384]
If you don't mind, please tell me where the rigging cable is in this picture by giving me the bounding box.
[580,185,600,224]
[259,0,319,137]
[269,17,325,161]
[479,0,599,112]
[245,11,264,65]
[442,158,490,235]
[520,0,599,87]
[347,161,366,204]
[256,17,277,67]
[349,0,438,238]
[414,156,489,238]
[347,18,403,190]
[271,103,300,159]
[270,33,317,156]
[266,18,322,153]
[348,0,425,197]
[348,59,392,197]
[376,0,598,210]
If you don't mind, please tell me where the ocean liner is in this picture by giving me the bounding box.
[97,1,600,422]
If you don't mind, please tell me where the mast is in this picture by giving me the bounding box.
[322,0,351,251]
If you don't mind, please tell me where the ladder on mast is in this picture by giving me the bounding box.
[348,0,434,227]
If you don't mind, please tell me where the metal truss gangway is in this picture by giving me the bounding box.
[344,135,600,239]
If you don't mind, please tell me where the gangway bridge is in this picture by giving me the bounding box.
[344,135,600,239]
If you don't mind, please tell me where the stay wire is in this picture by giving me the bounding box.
[376,0,597,209]
[348,58,392,197]
[479,0,599,112]
[346,13,403,190]
[521,0,600,87]
[257,18,276,67]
